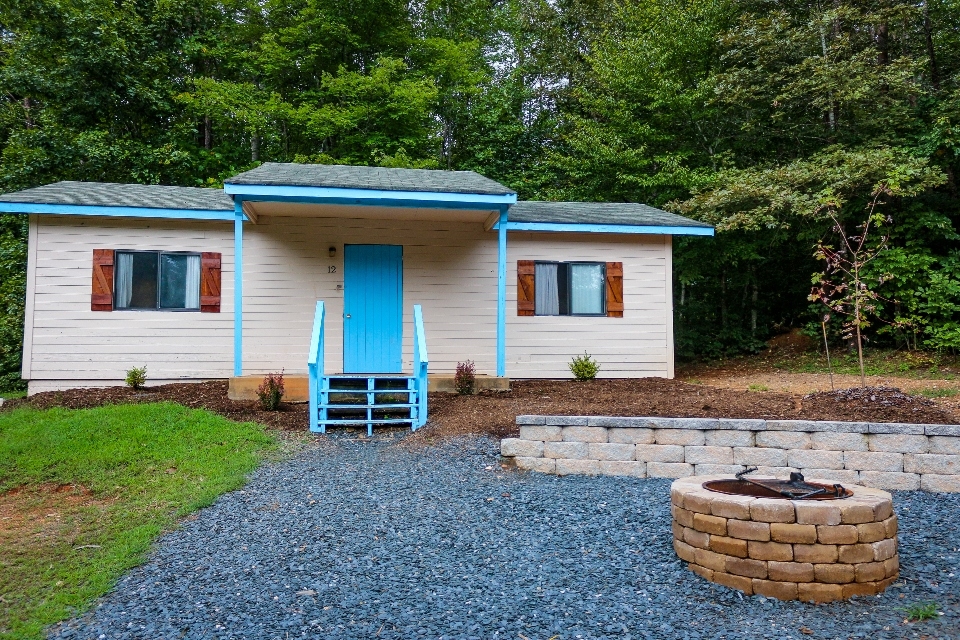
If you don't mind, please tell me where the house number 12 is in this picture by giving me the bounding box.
[328,265,337,273]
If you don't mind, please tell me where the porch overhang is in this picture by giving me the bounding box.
[223,183,517,211]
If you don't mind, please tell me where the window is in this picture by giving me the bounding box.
[114,251,201,310]
[534,261,606,316]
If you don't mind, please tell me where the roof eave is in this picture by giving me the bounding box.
[0,202,236,221]
[491,220,715,235]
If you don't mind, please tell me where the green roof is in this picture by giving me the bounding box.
[226,163,515,196]
[509,201,711,228]
[0,181,234,211]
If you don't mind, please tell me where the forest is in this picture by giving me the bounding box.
[1,0,959,389]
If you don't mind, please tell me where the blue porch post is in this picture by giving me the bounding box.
[497,206,508,377]
[233,200,244,377]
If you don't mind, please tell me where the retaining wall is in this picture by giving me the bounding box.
[500,416,960,492]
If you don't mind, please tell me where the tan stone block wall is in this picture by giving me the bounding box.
[500,416,960,492]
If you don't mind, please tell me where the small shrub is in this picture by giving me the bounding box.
[899,601,940,622]
[125,366,147,390]
[569,352,600,381]
[257,371,285,410]
[455,360,476,395]
[747,383,769,392]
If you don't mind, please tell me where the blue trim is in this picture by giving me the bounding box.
[223,183,517,208]
[493,221,714,236]
[308,301,325,433]
[0,202,236,220]
[497,207,508,377]
[233,203,244,377]
[413,304,429,429]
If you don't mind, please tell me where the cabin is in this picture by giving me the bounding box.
[0,163,713,432]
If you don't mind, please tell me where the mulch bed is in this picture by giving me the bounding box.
[5,378,956,440]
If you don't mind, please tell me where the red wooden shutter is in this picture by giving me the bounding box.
[606,261,623,317]
[200,252,222,313]
[91,249,114,311]
[517,260,535,316]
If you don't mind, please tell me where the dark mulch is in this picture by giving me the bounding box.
[5,378,956,440]
[3,381,309,431]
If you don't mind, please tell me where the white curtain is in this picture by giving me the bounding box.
[115,252,133,308]
[571,263,604,314]
[185,254,201,309]
[535,262,559,315]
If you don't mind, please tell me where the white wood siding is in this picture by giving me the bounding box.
[25,214,673,392]
[27,216,235,392]
[506,233,672,378]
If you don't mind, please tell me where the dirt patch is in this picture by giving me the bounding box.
[0,483,112,547]
[5,378,957,442]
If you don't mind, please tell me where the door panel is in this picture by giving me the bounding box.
[343,245,403,373]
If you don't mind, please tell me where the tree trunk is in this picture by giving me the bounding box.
[204,116,212,150]
[751,282,758,334]
[720,271,728,329]
[23,97,33,128]
[877,22,889,66]
[923,0,941,90]
[251,135,260,162]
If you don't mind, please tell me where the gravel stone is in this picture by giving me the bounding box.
[51,435,960,640]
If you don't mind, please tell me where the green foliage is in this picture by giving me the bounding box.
[569,352,601,380]
[899,601,941,622]
[0,215,27,391]
[0,403,275,639]
[124,366,147,390]
[454,360,476,395]
[2,0,960,372]
[256,371,285,410]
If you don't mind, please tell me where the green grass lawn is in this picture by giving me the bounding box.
[0,403,277,639]
[771,349,960,380]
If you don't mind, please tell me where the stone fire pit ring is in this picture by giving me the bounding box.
[671,475,899,602]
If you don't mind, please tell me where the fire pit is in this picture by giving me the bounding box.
[671,471,898,602]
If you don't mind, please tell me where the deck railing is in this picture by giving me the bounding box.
[307,300,428,431]
[307,301,325,432]
[413,304,429,429]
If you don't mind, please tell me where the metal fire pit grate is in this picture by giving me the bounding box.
[702,468,852,500]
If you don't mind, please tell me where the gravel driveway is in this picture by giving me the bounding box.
[53,435,959,640]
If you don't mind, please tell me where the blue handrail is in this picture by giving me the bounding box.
[307,301,325,432]
[413,304,428,429]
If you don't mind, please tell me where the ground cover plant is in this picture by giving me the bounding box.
[0,402,276,639]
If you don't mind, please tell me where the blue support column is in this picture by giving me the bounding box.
[233,201,244,377]
[497,206,508,377]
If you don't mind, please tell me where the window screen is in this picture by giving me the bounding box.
[115,251,201,310]
[534,262,605,316]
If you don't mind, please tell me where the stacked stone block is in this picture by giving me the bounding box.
[670,476,898,601]
[499,416,960,492]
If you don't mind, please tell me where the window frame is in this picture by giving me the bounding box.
[534,260,607,317]
[113,249,203,312]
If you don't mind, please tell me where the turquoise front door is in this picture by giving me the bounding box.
[343,244,403,373]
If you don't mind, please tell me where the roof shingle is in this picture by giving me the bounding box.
[0,181,234,211]
[225,162,515,196]
[508,201,711,228]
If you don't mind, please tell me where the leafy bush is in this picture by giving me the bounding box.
[569,352,600,380]
[455,360,475,395]
[256,371,285,410]
[125,366,147,390]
